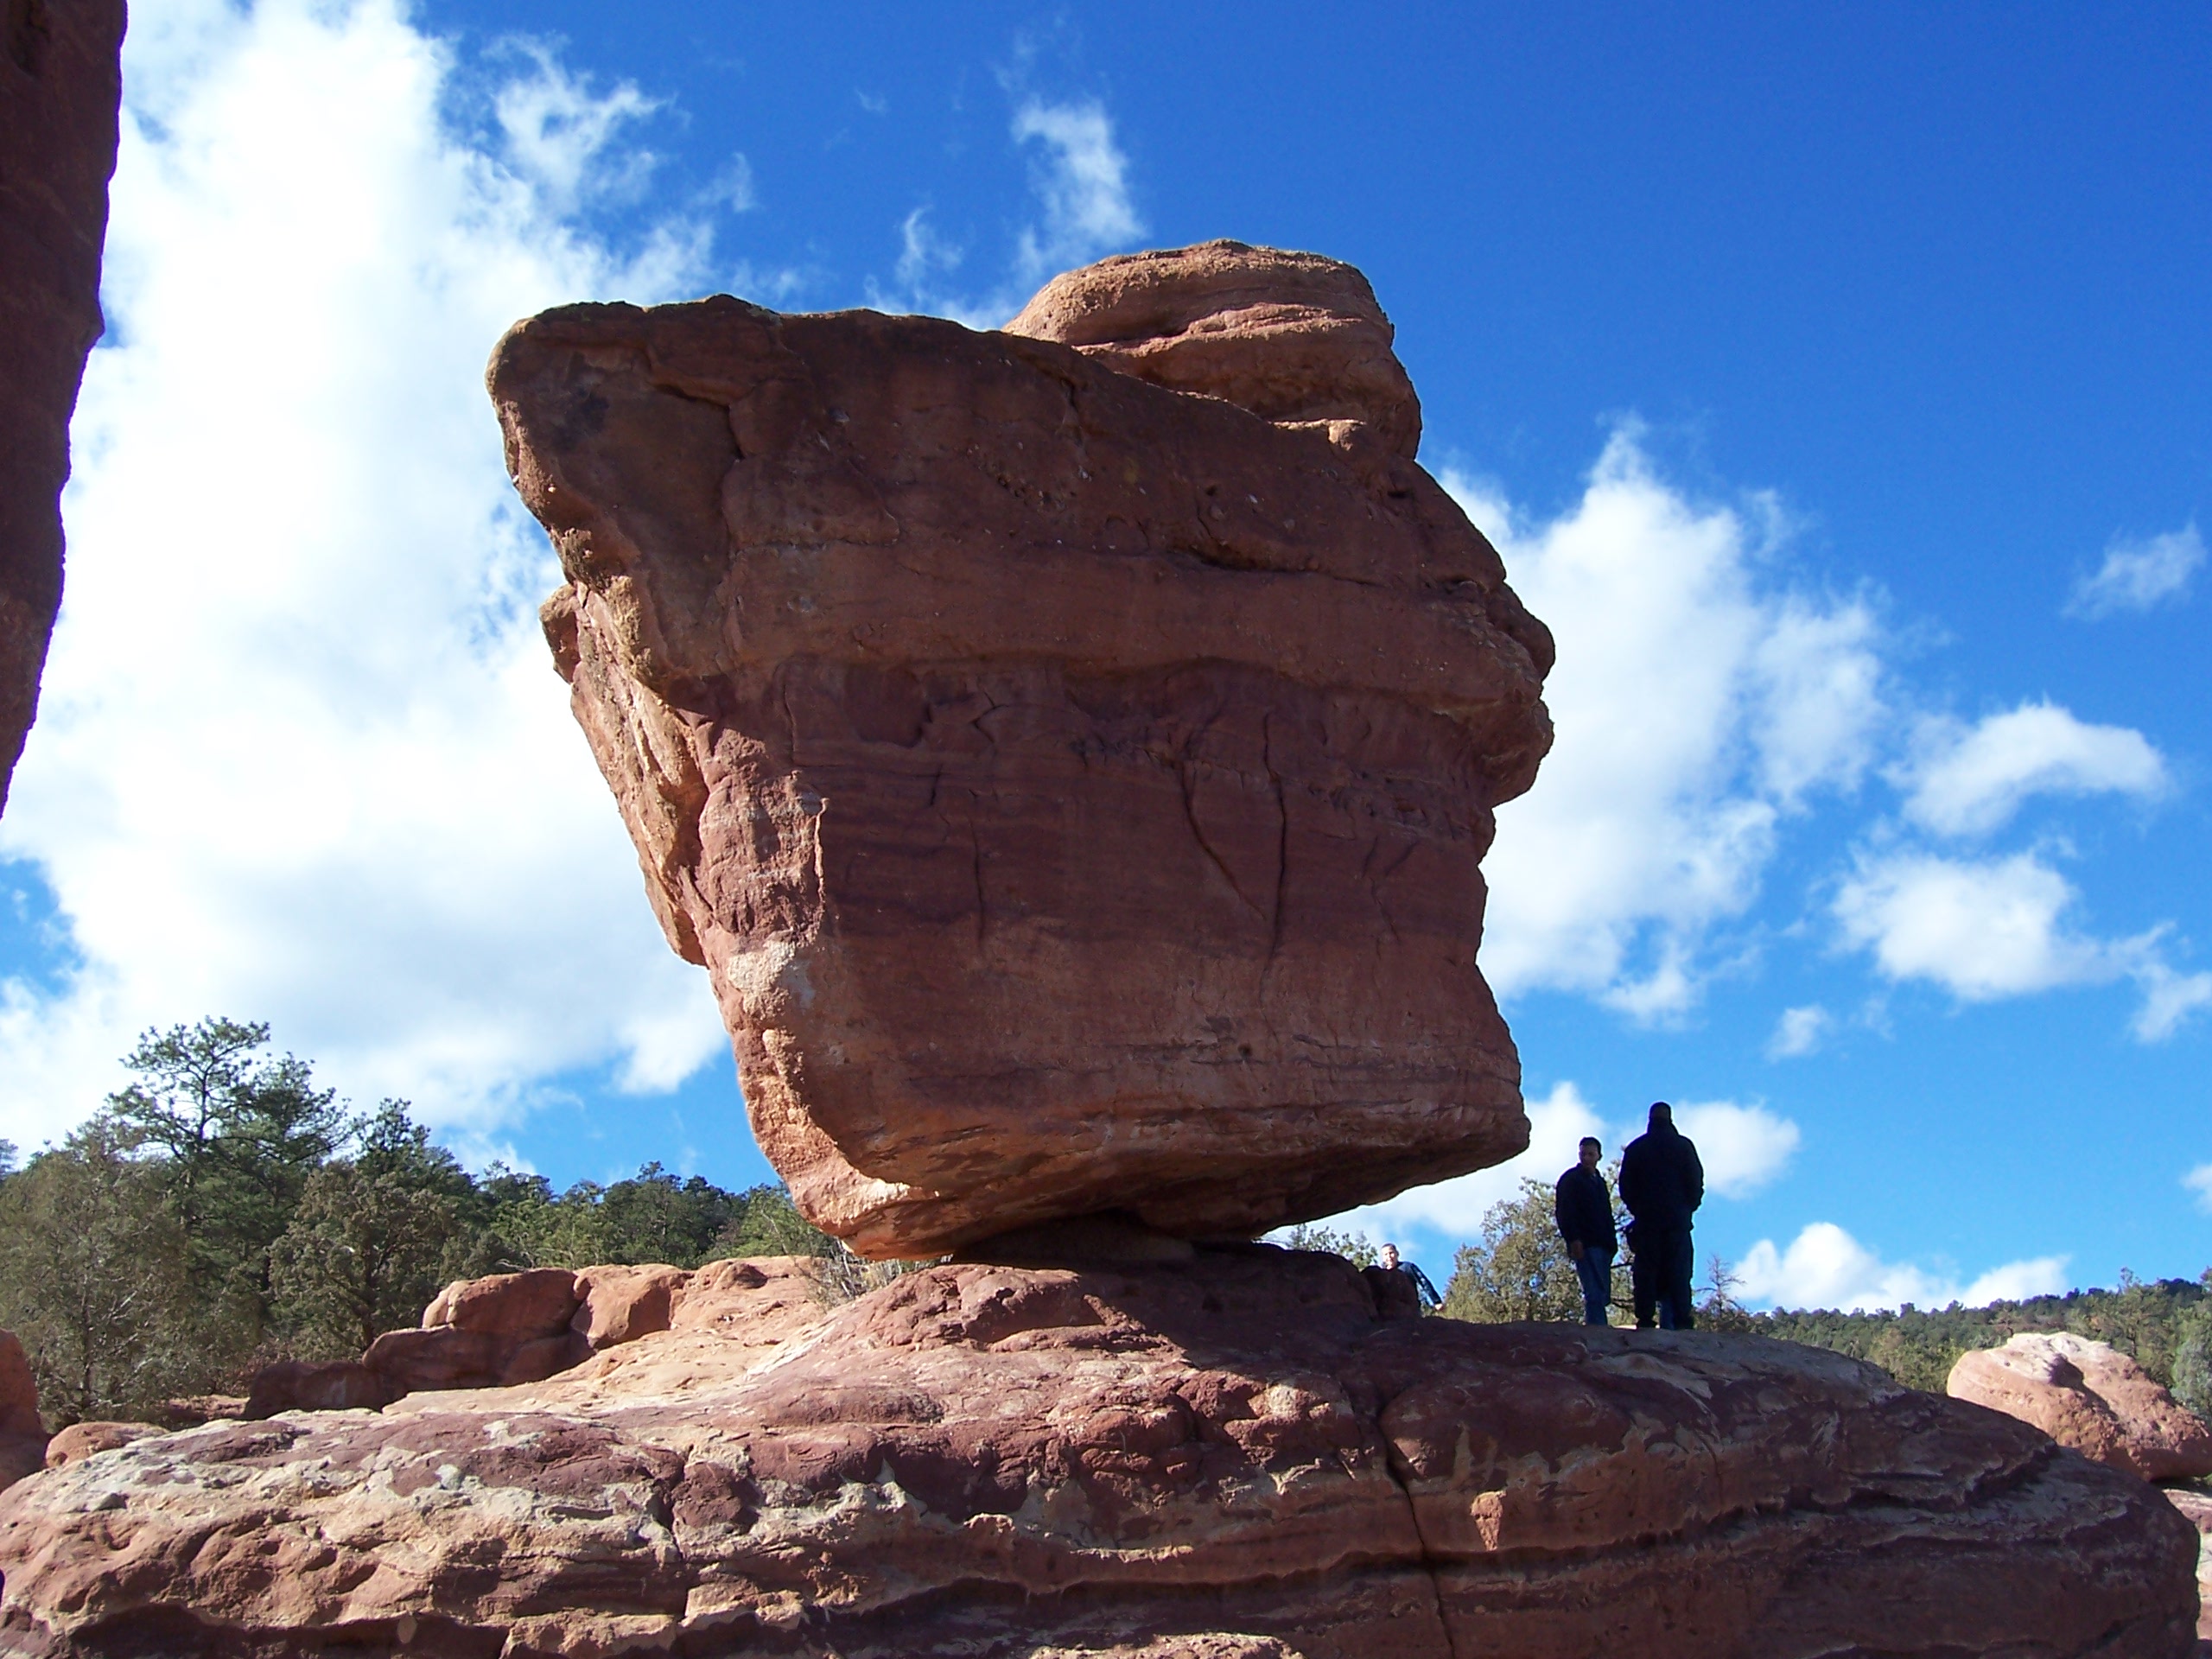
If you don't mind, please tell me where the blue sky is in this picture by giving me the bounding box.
[3,0,2207,1310]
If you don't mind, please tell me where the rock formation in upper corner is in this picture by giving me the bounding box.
[0,1249,2194,1657]
[0,0,127,816]
[488,241,1556,1258]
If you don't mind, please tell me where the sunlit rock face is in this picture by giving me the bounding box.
[0,0,125,814]
[487,243,1554,1258]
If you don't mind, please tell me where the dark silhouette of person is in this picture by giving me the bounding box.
[1554,1135,1618,1325]
[1618,1101,1703,1330]
[1379,1243,1441,1310]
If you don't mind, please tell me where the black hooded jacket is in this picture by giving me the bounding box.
[1618,1122,1705,1235]
[1554,1164,1618,1253]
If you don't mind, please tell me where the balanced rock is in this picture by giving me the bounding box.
[1947,1330,2212,1483]
[0,1249,2192,1656]
[0,0,125,813]
[488,244,1555,1257]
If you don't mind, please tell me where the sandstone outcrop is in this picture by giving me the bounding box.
[41,1421,156,1471]
[0,0,126,813]
[488,244,1556,1257]
[1947,1330,2212,1483]
[245,1256,829,1415]
[0,1248,2193,1656]
[2161,1485,2212,1643]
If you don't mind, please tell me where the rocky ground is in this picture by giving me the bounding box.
[0,1246,2194,1657]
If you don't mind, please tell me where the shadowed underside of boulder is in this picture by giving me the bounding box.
[486,243,1556,1259]
[0,1249,2193,1658]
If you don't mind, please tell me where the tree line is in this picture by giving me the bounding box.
[1414,1175,2212,1415]
[0,1019,833,1425]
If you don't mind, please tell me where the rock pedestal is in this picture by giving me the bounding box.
[487,241,1554,1258]
[0,1249,2194,1657]
[0,0,126,812]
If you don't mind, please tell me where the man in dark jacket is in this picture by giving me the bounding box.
[1618,1102,1704,1330]
[1554,1136,1618,1325]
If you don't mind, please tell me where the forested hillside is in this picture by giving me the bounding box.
[0,1019,832,1423]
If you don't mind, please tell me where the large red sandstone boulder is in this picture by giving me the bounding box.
[0,1250,2191,1656]
[487,245,1556,1257]
[0,0,124,812]
[422,1265,582,1338]
[1947,1331,2212,1483]
[2161,1486,2212,1643]
[573,1262,689,1348]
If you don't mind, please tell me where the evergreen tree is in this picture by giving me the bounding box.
[267,1102,470,1358]
[0,1121,192,1422]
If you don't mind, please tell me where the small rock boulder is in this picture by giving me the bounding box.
[422,1267,580,1339]
[43,1422,159,1470]
[1947,1331,2212,1482]
[571,1263,688,1349]
[243,1360,392,1419]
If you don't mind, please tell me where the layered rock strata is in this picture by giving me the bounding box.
[0,1249,2193,1657]
[488,244,1555,1257]
[0,0,126,812]
[1948,1330,2212,1483]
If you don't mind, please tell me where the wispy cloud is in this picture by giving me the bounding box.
[2066,524,2203,619]
[1766,1003,1831,1058]
[1009,98,1143,287]
[1832,849,2208,1039]
[1897,702,2166,836]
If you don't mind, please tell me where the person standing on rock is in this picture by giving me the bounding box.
[1619,1103,1704,1331]
[1379,1243,1441,1311]
[1554,1136,1618,1326]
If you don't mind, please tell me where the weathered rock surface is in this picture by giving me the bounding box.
[41,1422,156,1471]
[1948,1331,2212,1482]
[0,0,126,814]
[245,1256,830,1416]
[489,245,1556,1257]
[2160,1485,2212,1642]
[0,1330,47,1491]
[0,1249,2193,1656]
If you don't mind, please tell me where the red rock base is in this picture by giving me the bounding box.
[0,1249,2194,1656]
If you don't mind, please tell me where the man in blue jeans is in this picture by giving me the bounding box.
[1554,1135,1618,1325]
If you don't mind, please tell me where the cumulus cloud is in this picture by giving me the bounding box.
[1832,849,2207,1037]
[1010,98,1143,286]
[1735,1221,2069,1312]
[1766,1003,1831,1058]
[1452,436,1886,1018]
[0,0,730,1148]
[1674,1101,1801,1198]
[1899,702,2167,836]
[2066,524,2204,619]
[1332,1083,1798,1242]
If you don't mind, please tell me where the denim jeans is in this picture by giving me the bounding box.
[1572,1248,1613,1325]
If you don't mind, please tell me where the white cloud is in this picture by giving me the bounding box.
[0,0,729,1148]
[1834,850,2110,1000]
[1735,1221,2069,1312]
[1009,98,1142,286]
[1336,1081,1607,1243]
[1453,435,1886,1018]
[1673,1100,1800,1198]
[1900,702,2167,836]
[1332,1083,1797,1242]
[893,204,963,289]
[709,151,757,214]
[1831,848,2207,1038]
[2136,963,2212,1043]
[2184,1165,2212,1215]
[1766,1003,1831,1058]
[2066,524,2204,619]
[490,37,662,213]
